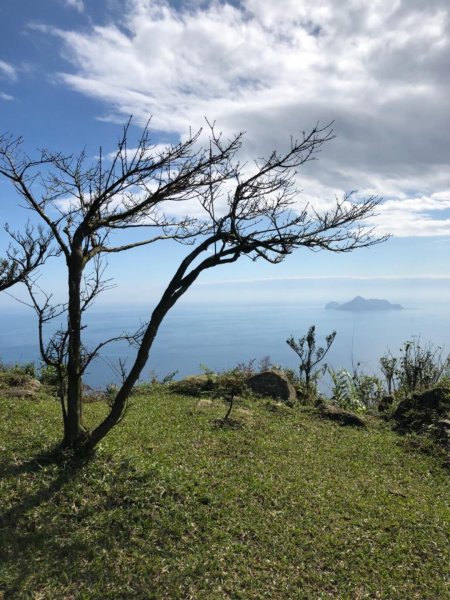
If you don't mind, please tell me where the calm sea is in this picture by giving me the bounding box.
[1,301,449,394]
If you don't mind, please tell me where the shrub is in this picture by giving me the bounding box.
[0,362,38,388]
[327,367,383,412]
[328,368,367,412]
[352,372,384,410]
[380,338,450,396]
[287,325,336,402]
[398,338,449,393]
[39,365,61,387]
[149,369,179,385]
[380,352,397,395]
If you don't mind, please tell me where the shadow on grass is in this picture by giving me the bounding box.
[0,442,91,477]
[0,446,182,597]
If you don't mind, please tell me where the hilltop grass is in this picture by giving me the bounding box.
[0,388,449,599]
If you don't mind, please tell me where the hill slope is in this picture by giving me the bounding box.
[0,390,448,599]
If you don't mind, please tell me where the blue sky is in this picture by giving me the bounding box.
[1,0,450,307]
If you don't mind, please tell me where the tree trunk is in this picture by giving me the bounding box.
[88,239,226,448]
[88,302,170,448]
[63,252,88,448]
[224,395,234,422]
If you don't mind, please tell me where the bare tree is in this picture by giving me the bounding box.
[0,223,51,291]
[0,120,387,451]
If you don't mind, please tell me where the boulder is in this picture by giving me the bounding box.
[2,387,38,399]
[2,373,41,390]
[247,370,297,404]
[378,394,394,413]
[434,419,450,448]
[0,376,42,400]
[169,375,214,396]
[317,403,366,427]
[392,387,450,433]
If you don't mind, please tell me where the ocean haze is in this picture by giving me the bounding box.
[189,276,450,306]
[1,290,449,394]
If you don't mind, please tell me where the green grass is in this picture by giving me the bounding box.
[0,389,449,599]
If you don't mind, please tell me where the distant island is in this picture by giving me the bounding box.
[325,296,404,311]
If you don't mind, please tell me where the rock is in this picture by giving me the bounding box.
[393,387,450,433]
[435,419,450,448]
[247,370,297,404]
[378,394,395,413]
[196,398,214,408]
[0,375,42,400]
[265,400,292,415]
[2,387,38,399]
[2,373,41,390]
[26,378,42,392]
[169,375,214,396]
[317,403,366,427]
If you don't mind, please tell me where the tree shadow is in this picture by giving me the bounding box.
[0,447,169,597]
[0,446,99,596]
[0,442,91,478]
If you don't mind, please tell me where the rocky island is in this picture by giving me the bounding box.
[325,296,404,311]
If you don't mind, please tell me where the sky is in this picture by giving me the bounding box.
[1,0,450,307]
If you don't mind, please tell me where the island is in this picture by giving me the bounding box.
[325,296,404,311]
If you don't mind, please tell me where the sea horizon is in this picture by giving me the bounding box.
[1,296,449,395]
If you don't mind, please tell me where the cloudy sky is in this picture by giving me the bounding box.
[1,0,450,305]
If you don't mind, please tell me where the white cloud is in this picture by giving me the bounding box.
[40,0,450,237]
[373,191,450,237]
[0,60,17,80]
[64,0,85,12]
[0,92,14,101]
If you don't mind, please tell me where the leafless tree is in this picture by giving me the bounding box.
[0,119,387,451]
[0,223,51,291]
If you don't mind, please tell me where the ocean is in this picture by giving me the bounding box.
[1,300,449,394]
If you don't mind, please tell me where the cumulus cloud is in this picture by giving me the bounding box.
[373,191,450,237]
[41,0,450,237]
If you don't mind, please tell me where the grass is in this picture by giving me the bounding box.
[0,388,449,599]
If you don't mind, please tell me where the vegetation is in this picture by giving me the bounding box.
[1,385,448,599]
[0,121,386,451]
[380,338,450,396]
[287,325,336,401]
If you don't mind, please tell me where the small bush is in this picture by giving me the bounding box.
[327,367,384,412]
[287,325,336,402]
[327,368,365,413]
[0,361,37,379]
[39,364,61,387]
[380,338,450,396]
[149,369,179,385]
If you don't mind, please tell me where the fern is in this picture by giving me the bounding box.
[328,368,366,412]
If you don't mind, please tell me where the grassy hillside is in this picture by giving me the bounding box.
[0,389,449,599]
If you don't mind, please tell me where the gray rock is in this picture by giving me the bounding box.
[378,394,395,413]
[393,387,450,433]
[317,403,366,427]
[248,370,297,404]
[434,419,450,448]
[2,387,38,399]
